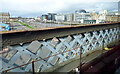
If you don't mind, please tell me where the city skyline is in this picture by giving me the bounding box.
[1,0,120,17]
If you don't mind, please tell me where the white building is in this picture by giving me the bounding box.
[55,14,66,22]
[74,13,92,22]
[95,10,108,23]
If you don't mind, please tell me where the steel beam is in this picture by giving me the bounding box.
[1,23,120,47]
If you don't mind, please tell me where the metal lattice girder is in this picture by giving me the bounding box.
[69,39,78,49]
[49,37,59,48]
[14,54,31,66]
[26,40,41,54]
[56,43,66,53]
[39,46,52,59]
[47,56,59,65]
[1,49,18,61]
[0,23,120,72]
[34,61,43,72]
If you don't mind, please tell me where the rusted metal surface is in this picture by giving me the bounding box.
[1,22,120,47]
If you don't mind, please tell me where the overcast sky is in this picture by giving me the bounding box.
[0,0,119,17]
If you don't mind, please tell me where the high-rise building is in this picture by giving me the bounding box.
[47,13,56,21]
[118,1,120,13]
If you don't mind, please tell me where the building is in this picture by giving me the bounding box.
[55,14,66,22]
[95,10,108,23]
[97,14,106,23]
[73,13,92,22]
[75,9,87,13]
[41,15,48,21]
[0,12,10,24]
[66,13,74,22]
[10,17,19,22]
[74,9,92,22]
[83,20,96,24]
[47,13,56,21]
[35,17,41,21]
[105,15,119,23]
[91,12,99,20]
[118,1,120,13]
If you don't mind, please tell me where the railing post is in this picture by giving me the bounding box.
[2,70,7,74]
[32,61,35,74]
[80,47,82,73]
[101,38,104,55]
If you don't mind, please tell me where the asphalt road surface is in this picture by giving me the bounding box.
[23,21,68,29]
[10,21,68,30]
[10,22,29,30]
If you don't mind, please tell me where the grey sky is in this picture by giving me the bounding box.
[0,0,119,17]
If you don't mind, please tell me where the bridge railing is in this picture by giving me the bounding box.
[2,43,81,72]
[0,23,120,72]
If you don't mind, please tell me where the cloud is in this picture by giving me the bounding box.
[0,0,119,17]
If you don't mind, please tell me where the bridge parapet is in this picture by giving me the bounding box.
[0,23,120,72]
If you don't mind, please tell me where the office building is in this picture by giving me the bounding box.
[47,13,56,21]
